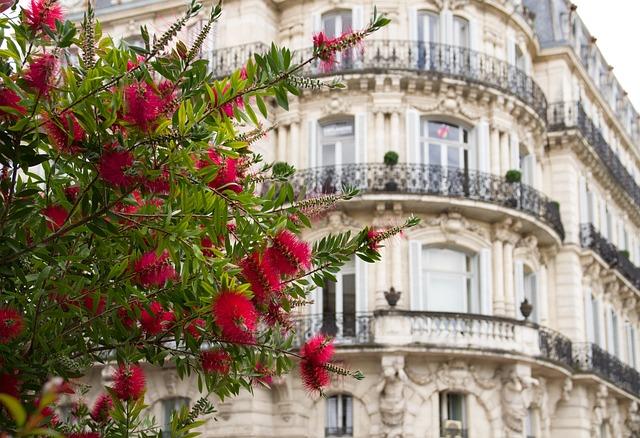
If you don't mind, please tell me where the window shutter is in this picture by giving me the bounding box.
[313,13,322,35]
[409,241,423,310]
[406,109,420,163]
[594,299,603,346]
[510,133,520,170]
[479,248,492,315]
[308,119,317,168]
[514,261,525,319]
[476,118,490,172]
[606,308,614,352]
[468,18,479,52]
[507,34,516,64]
[355,112,367,164]
[584,292,595,343]
[525,154,536,186]
[352,6,364,30]
[441,10,453,44]
[579,176,588,223]
[530,274,538,322]
[355,257,368,313]
[409,7,418,41]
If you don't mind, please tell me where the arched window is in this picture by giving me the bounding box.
[419,119,469,170]
[161,397,190,437]
[417,11,439,44]
[453,16,469,48]
[421,247,478,313]
[325,394,353,437]
[321,10,353,70]
[515,262,538,322]
[439,392,467,436]
[319,118,355,168]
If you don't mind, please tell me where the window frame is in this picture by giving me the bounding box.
[421,247,478,313]
[419,119,469,170]
[318,118,356,168]
[417,10,440,44]
[325,394,353,437]
[439,391,467,435]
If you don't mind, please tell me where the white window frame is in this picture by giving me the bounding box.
[325,394,353,437]
[626,323,637,368]
[419,119,469,170]
[439,392,467,433]
[452,16,469,48]
[421,247,478,313]
[417,10,440,44]
[318,119,355,168]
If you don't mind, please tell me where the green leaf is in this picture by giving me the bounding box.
[0,394,26,426]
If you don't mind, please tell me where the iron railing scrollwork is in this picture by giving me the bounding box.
[291,313,374,347]
[580,223,640,289]
[573,342,640,397]
[538,327,573,368]
[549,101,640,211]
[288,163,564,240]
[208,40,547,121]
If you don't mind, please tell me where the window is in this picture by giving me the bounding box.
[440,392,466,437]
[593,296,603,347]
[422,248,478,313]
[515,45,526,71]
[161,397,190,437]
[523,268,538,323]
[322,10,353,69]
[452,16,469,48]
[607,309,620,357]
[525,408,538,438]
[322,256,356,337]
[318,119,355,168]
[417,11,439,44]
[420,120,469,170]
[325,394,353,437]
[626,323,637,368]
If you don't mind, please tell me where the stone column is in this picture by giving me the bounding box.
[375,245,389,309]
[277,125,287,163]
[390,111,400,155]
[376,110,386,162]
[490,127,501,175]
[492,239,505,315]
[289,120,300,170]
[503,240,515,317]
[500,132,510,175]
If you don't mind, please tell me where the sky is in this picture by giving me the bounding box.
[573,0,640,111]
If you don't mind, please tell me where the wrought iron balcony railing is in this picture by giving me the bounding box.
[538,327,574,368]
[290,163,564,240]
[208,40,547,121]
[573,342,640,397]
[291,313,374,347]
[580,223,640,290]
[549,101,640,210]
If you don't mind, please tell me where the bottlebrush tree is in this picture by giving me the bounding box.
[0,0,407,436]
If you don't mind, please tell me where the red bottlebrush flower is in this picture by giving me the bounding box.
[42,204,68,231]
[299,334,334,393]
[133,250,176,288]
[239,252,282,305]
[24,0,63,32]
[112,364,145,401]
[263,300,291,329]
[98,146,136,188]
[41,404,59,426]
[185,318,206,340]
[67,432,101,438]
[43,112,85,155]
[90,393,113,423]
[266,230,312,277]
[366,228,382,251]
[122,81,162,132]
[126,55,145,71]
[157,80,177,115]
[0,88,26,119]
[64,185,80,202]
[142,168,170,195]
[82,292,106,315]
[313,32,338,72]
[116,306,137,329]
[197,149,242,193]
[253,363,273,386]
[139,301,174,335]
[0,307,23,343]
[24,53,58,97]
[200,349,231,374]
[0,373,20,398]
[200,235,215,257]
[212,291,257,343]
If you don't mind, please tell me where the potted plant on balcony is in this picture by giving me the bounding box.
[504,169,522,208]
[620,249,630,259]
[383,151,399,191]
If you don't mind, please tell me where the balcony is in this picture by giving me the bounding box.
[209,40,547,122]
[292,311,574,370]
[548,101,640,210]
[580,223,640,290]
[290,163,565,240]
[573,342,640,398]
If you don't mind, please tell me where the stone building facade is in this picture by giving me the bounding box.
[65,0,640,436]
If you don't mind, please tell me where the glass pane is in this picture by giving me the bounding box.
[425,248,466,273]
[428,121,459,141]
[323,282,336,315]
[429,143,441,166]
[427,274,466,312]
[341,139,356,165]
[418,12,439,43]
[342,273,356,336]
[326,396,338,428]
[340,13,352,34]
[344,396,353,428]
[322,16,337,38]
[322,144,336,167]
[453,17,469,48]
[322,122,353,138]
[447,146,461,168]
[447,393,464,421]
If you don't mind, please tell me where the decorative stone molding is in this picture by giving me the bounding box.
[413,86,482,122]
[516,235,541,265]
[531,378,551,435]
[626,401,640,436]
[377,355,408,437]
[492,218,523,244]
[499,368,538,435]
[321,211,362,231]
[433,0,470,11]
[422,211,489,241]
[591,384,609,434]
[320,96,352,117]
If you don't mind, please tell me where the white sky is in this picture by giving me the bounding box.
[573,0,640,111]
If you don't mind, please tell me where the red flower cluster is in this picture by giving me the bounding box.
[98,145,136,188]
[0,307,23,343]
[43,112,85,155]
[239,252,282,305]
[299,334,334,392]
[24,53,58,97]
[133,250,176,288]
[82,292,106,315]
[64,185,80,202]
[42,204,68,231]
[142,168,170,195]
[90,393,113,423]
[312,30,363,73]
[139,301,175,335]
[266,230,312,277]
[24,0,63,32]
[366,228,382,251]
[0,372,21,397]
[112,364,145,401]
[185,318,206,340]
[122,80,175,132]
[212,290,257,343]
[0,88,26,119]
[197,148,242,193]
[253,363,273,386]
[200,349,231,375]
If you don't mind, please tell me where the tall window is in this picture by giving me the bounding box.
[592,295,603,347]
[325,394,353,437]
[515,45,526,71]
[607,309,620,357]
[322,256,356,337]
[452,16,469,48]
[420,120,469,170]
[322,10,353,69]
[525,408,538,438]
[161,397,190,437]
[417,11,439,44]
[523,268,538,322]
[626,323,637,368]
[440,392,467,436]
[319,119,355,168]
[422,248,478,313]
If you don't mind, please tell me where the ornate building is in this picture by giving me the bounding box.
[67,0,640,436]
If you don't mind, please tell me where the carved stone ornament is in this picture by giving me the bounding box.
[500,369,538,434]
[591,384,609,433]
[321,96,351,117]
[626,401,640,437]
[561,377,573,402]
[321,211,361,231]
[432,0,470,11]
[492,218,523,244]
[376,356,408,438]
[413,86,481,122]
[423,211,489,240]
[165,372,179,396]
